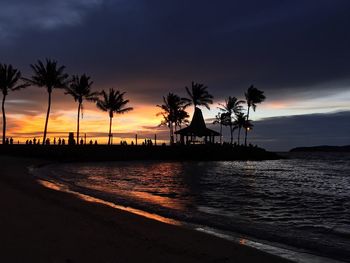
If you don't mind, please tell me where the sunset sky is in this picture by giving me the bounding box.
[1,0,350,150]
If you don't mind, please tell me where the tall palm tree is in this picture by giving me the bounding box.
[96,88,133,145]
[244,85,265,146]
[157,93,188,145]
[184,82,213,110]
[213,112,230,144]
[174,107,189,142]
[213,113,223,144]
[234,112,247,145]
[65,74,99,143]
[24,59,69,145]
[218,96,244,144]
[0,64,28,144]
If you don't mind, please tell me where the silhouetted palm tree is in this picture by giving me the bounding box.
[157,93,188,145]
[218,96,244,144]
[0,64,28,144]
[96,88,133,145]
[213,113,223,144]
[24,59,69,145]
[234,112,247,145]
[174,108,189,142]
[244,85,265,146]
[243,119,253,145]
[184,82,213,110]
[65,74,99,143]
[213,112,230,144]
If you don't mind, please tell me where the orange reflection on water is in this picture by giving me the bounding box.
[130,190,185,211]
[37,179,182,226]
[239,239,247,245]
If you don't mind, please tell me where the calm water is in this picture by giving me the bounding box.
[35,153,350,261]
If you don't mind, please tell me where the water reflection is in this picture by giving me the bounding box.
[35,154,350,261]
[37,179,182,226]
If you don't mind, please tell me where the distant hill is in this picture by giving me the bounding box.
[290,145,350,152]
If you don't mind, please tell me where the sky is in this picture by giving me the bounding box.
[0,0,349,150]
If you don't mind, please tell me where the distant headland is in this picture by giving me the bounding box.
[290,145,350,152]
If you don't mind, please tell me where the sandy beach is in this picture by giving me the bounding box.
[0,155,290,263]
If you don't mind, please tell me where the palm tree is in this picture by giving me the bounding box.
[65,74,99,143]
[0,64,28,144]
[244,85,265,146]
[157,93,188,145]
[213,113,223,144]
[213,112,230,144]
[174,107,189,142]
[96,88,133,145]
[234,112,247,145]
[243,119,253,145]
[218,96,244,144]
[24,59,69,145]
[184,82,213,110]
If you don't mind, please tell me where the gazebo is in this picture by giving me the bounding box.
[175,107,220,145]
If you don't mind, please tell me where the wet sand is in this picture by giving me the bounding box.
[0,156,290,263]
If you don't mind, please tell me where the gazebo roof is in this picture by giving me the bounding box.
[175,107,220,137]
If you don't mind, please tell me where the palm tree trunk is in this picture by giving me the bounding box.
[174,125,177,143]
[244,106,250,146]
[238,127,241,145]
[170,122,174,145]
[77,103,81,143]
[108,117,113,145]
[230,123,233,144]
[2,94,6,144]
[43,91,52,145]
[220,123,222,144]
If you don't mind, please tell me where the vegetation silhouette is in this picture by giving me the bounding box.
[157,93,188,144]
[218,96,245,144]
[96,88,133,145]
[184,82,213,110]
[0,64,28,144]
[244,85,266,146]
[23,59,69,145]
[0,59,267,150]
[65,74,99,143]
[233,112,246,145]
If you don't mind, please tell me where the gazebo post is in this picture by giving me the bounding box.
[180,135,184,145]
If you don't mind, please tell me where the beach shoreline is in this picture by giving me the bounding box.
[0,155,290,263]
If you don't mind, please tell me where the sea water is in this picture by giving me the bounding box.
[34,152,350,262]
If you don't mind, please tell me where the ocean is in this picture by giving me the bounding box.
[33,152,350,262]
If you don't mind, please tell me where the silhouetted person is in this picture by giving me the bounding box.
[33,138,37,145]
[62,139,66,145]
[131,141,134,146]
[25,140,28,145]
[89,140,93,145]
[54,137,56,145]
[29,140,32,145]
[37,139,40,145]
[94,140,98,145]
[5,138,9,144]
[10,137,13,144]
[46,138,50,145]
[80,138,84,145]
[58,138,61,145]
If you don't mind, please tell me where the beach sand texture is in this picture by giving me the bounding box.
[0,156,289,263]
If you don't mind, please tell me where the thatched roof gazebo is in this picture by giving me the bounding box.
[175,107,220,145]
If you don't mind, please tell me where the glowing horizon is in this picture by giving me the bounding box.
[2,88,350,145]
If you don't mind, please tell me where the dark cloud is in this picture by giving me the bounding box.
[0,0,349,104]
[230,111,350,151]
[1,1,350,147]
